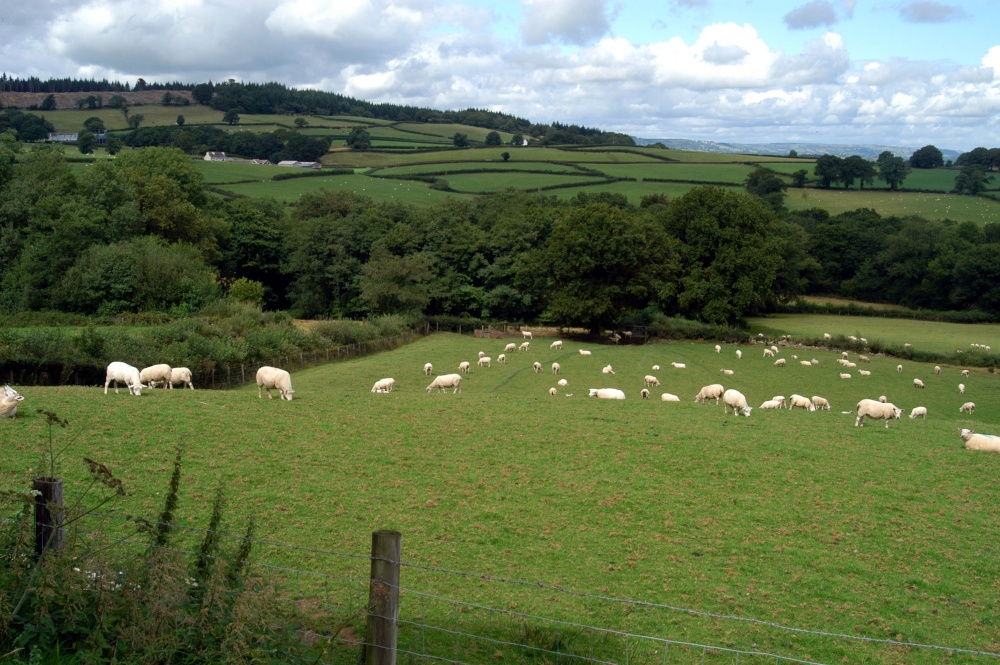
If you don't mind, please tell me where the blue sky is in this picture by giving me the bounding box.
[1,0,998,151]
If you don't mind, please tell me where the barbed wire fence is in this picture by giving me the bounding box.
[5,495,999,665]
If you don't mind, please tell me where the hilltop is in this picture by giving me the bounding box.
[634,137,963,162]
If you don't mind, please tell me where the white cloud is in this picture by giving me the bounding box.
[784,1,838,30]
[898,1,968,24]
[520,0,612,46]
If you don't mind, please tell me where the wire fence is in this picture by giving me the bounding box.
[4,501,998,665]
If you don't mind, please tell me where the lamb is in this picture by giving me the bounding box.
[256,366,295,401]
[459,361,471,374]
[934,366,941,375]
[504,343,517,353]
[959,402,976,414]
[671,362,686,369]
[426,373,462,394]
[773,358,786,367]
[478,356,492,368]
[771,395,786,408]
[521,330,532,340]
[759,399,783,410]
[722,389,752,417]
[550,340,563,350]
[139,364,173,389]
[424,363,434,375]
[960,428,1000,452]
[105,362,145,396]
[879,395,887,403]
[959,383,966,394]
[557,379,568,387]
[854,398,903,428]
[839,372,852,379]
[518,342,530,352]
[371,378,395,393]
[962,369,970,378]
[788,394,815,411]
[858,369,872,376]
[640,388,650,399]
[661,393,680,402]
[913,378,924,389]
[549,387,558,396]
[643,375,660,387]
[714,344,721,353]
[164,367,195,390]
[497,354,506,365]
[588,388,626,400]
[720,369,734,375]
[897,364,903,374]
[694,384,725,404]
[909,406,927,419]
[533,361,542,373]
[811,395,831,411]
[736,350,742,360]
[602,364,615,374]
[579,349,592,356]
[0,393,25,418]
[552,362,560,375]
[651,365,660,371]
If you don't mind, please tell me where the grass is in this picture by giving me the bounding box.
[214,173,471,205]
[785,188,1000,224]
[3,329,999,664]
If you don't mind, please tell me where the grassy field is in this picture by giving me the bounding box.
[785,188,999,224]
[3,328,998,664]
[215,173,471,205]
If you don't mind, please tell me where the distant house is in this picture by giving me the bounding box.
[48,131,107,144]
[277,160,322,169]
[204,152,228,161]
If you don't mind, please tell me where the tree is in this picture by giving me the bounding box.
[40,94,57,111]
[876,151,910,190]
[192,83,214,105]
[485,131,502,146]
[452,132,469,148]
[501,152,510,162]
[841,155,876,190]
[511,133,524,146]
[222,109,241,125]
[77,131,96,155]
[813,154,842,188]
[294,117,307,128]
[346,126,371,151]
[909,144,943,169]
[176,115,185,126]
[161,92,174,106]
[744,166,787,213]
[791,169,809,187]
[83,116,105,133]
[127,114,144,130]
[359,248,435,315]
[952,165,995,195]
[107,95,127,109]
[106,135,123,155]
[227,277,265,306]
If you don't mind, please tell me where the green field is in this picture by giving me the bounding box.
[215,173,470,205]
[3,329,998,664]
[785,189,1000,224]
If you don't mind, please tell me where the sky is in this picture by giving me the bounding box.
[2,0,999,151]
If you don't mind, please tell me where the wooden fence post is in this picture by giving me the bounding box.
[33,477,63,557]
[366,530,401,665]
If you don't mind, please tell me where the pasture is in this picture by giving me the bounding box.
[2,332,998,664]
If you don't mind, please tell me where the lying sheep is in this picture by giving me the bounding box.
[557,379,568,387]
[800,360,812,367]
[579,349,592,356]
[839,373,852,379]
[909,406,927,419]
[759,399,783,410]
[588,388,625,400]
[257,366,294,401]
[722,389,752,417]
[720,369,734,376]
[811,359,819,365]
[371,378,396,393]
[105,362,145,396]
[651,364,660,371]
[960,401,976,414]
[549,387,557,396]
[640,388,650,399]
[478,357,492,368]
[858,369,872,376]
[497,354,506,365]
[459,361,471,374]
[552,362,560,375]
[837,358,851,366]
[811,395,831,411]
[140,363,173,389]
[532,362,542,373]
[773,358,786,367]
[694,384,725,404]
[550,340,563,350]
[602,365,615,374]
[671,362,686,369]
[643,375,660,387]
[960,428,1000,452]
[661,393,680,402]
[854,398,902,428]
[913,378,924,389]
[427,373,462,394]
[844,362,857,368]
[424,363,434,375]
[788,394,815,411]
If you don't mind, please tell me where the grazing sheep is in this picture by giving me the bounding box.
[424,363,433,376]
[960,402,976,414]
[897,364,903,373]
[640,388,650,399]
[426,373,462,394]
[859,355,870,363]
[773,358,786,367]
[105,362,145,396]
[811,395,831,411]
[552,362,560,375]
[913,378,924,389]
[962,369,970,378]
[763,348,774,357]
[736,350,742,360]
[504,343,517,353]
[478,351,486,358]
[603,364,615,374]
[771,345,779,354]
[518,342,530,352]
[671,362,686,369]
[714,344,722,353]
[497,354,506,365]
[694,384,725,404]
[661,393,680,402]
[849,336,857,342]
[652,364,660,371]
[459,361,471,374]
[139,364,173,389]
[643,375,660,387]
[771,395,787,408]
[823,333,831,340]
[839,373,852,379]
[721,369,734,376]
[854,399,903,428]
[842,351,849,359]
[478,357,492,368]
[558,379,568,387]
[800,360,812,366]
[0,393,25,418]
[549,387,557,396]
[935,366,941,375]
[788,394,816,411]
[909,406,927,419]
[759,399,782,410]
[588,388,626,400]
[959,383,966,394]
[722,389,752,417]
[371,378,395,393]
[550,340,563,350]
[858,369,872,376]
[860,337,868,345]
[521,330,532,340]
[256,366,294,401]
[164,367,195,390]
[879,395,888,403]
[904,343,912,349]
[579,349,592,356]
[532,361,542,373]
[960,428,1000,452]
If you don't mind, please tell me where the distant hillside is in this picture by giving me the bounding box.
[0,90,193,110]
[633,137,962,162]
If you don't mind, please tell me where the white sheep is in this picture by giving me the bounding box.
[959,383,966,394]
[773,358,786,367]
[478,356,492,368]
[735,350,742,360]
[588,388,625,400]
[720,368,734,375]
[879,395,888,403]
[640,388,650,399]
[858,369,872,376]
[0,393,25,418]
[424,363,433,375]
[771,395,786,408]
[714,344,721,353]
[844,362,857,368]
[811,359,819,365]
[859,355,870,363]
[842,351,849,359]
[651,364,660,371]
[771,345,779,354]
[661,393,680,402]
[913,378,924,389]
[256,366,294,401]
[579,349,592,356]
[549,387,557,396]
[1,384,19,399]
[504,343,517,353]
[478,351,486,358]
[800,360,812,366]
[960,401,976,414]
[550,340,563,350]
[962,369,970,378]
[694,384,725,404]
[839,372,852,379]
[960,428,1000,452]
[934,365,941,375]
[848,336,857,342]
[671,362,686,369]
[518,341,530,352]
[788,394,815,411]
[426,373,462,393]
[860,337,868,345]
[459,361,471,374]
[552,362,560,375]
[811,395,831,411]
[909,406,927,419]
[139,363,173,389]
[823,333,831,340]
[837,358,851,366]
[557,378,568,387]
[722,389,752,417]
[497,354,506,365]
[602,364,615,374]
[521,330,532,340]
[763,348,774,357]
[897,364,903,374]
[643,375,660,387]
[163,367,195,390]
[371,378,395,393]
[105,362,145,396]
[759,399,782,410]
[854,398,903,428]
[532,361,542,373]
[904,343,912,349]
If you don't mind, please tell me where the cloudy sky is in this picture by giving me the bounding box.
[2,0,998,150]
